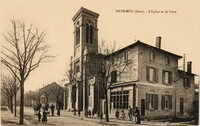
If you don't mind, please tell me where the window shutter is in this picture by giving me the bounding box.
[183,77,186,87]
[169,95,172,109]
[153,52,155,61]
[154,94,158,109]
[146,66,149,82]
[146,93,149,110]
[156,68,159,83]
[169,72,172,84]
[153,68,156,82]
[162,70,165,84]
[161,95,165,110]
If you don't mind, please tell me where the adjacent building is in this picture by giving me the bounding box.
[66,7,197,119]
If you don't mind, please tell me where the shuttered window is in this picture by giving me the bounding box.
[161,95,172,110]
[146,66,158,83]
[162,70,172,84]
[146,93,158,110]
[111,70,117,83]
[183,77,190,88]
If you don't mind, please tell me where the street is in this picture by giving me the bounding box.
[1,106,196,126]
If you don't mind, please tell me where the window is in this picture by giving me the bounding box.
[149,51,155,62]
[165,56,170,65]
[161,95,172,110]
[124,51,128,61]
[111,70,117,83]
[75,27,80,46]
[86,21,93,44]
[162,70,172,84]
[90,25,93,44]
[183,77,190,88]
[86,24,89,43]
[74,60,80,74]
[111,90,129,109]
[146,94,158,110]
[146,66,158,83]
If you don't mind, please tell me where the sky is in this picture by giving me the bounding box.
[1,0,200,91]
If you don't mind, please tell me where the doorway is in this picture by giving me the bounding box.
[141,99,145,116]
[180,98,184,115]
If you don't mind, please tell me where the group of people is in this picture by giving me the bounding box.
[34,103,61,124]
[115,106,140,124]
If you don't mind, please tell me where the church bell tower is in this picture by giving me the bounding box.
[72,7,99,111]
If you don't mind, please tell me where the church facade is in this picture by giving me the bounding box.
[66,7,196,119]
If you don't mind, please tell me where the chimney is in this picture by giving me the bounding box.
[156,36,161,49]
[187,61,192,73]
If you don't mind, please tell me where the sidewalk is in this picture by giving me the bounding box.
[1,106,31,126]
[60,110,195,126]
[60,110,164,126]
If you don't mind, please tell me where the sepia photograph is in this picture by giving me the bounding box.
[1,0,200,125]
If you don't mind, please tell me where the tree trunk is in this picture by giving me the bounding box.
[105,91,109,122]
[10,96,13,113]
[7,99,10,109]
[14,93,17,117]
[19,80,24,124]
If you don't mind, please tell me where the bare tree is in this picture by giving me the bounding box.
[86,41,133,122]
[24,91,37,107]
[1,18,53,124]
[35,89,42,104]
[1,75,14,113]
[1,74,19,117]
[48,82,64,106]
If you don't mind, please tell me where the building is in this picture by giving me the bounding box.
[67,7,197,119]
[39,82,64,108]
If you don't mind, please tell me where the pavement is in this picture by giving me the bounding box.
[1,106,31,126]
[1,106,198,126]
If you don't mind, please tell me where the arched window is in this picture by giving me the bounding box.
[86,24,90,43]
[90,25,93,44]
[76,27,80,45]
[86,20,94,44]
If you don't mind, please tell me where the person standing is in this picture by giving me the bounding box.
[128,106,133,121]
[37,110,41,122]
[133,107,141,124]
[50,104,55,116]
[42,110,48,124]
[57,105,60,116]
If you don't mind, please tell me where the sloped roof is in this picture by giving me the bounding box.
[106,40,182,58]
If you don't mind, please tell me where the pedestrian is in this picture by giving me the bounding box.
[115,109,119,119]
[50,104,55,116]
[99,110,103,122]
[37,110,41,122]
[133,107,141,124]
[42,110,48,124]
[128,106,133,121]
[92,109,95,117]
[121,110,125,120]
[57,105,60,116]
[88,110,91,117]
[78,109,81,117]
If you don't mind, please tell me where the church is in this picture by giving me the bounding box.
[65,7,196,119]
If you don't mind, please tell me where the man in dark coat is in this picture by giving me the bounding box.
[133,107,141,124]
[50,104,55,116]
[57,105,60,116]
